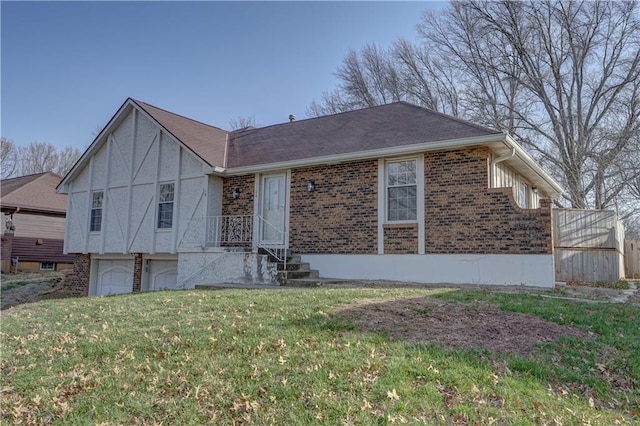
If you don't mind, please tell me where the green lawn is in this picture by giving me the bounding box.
[1,287,638,424]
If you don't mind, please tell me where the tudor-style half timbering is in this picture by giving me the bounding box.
[63,107,215,256]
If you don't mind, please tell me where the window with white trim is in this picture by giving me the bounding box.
[386,159,417,221]
[90,191,103,232]
[157,183,175,229]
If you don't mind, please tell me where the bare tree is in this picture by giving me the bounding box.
[310,0,640,219]
[307,44,405,116]
[229,116,256,131]
[1,137,18,179]
[0,140,81,178]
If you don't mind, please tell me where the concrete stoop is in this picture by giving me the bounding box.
[258,250,322,286]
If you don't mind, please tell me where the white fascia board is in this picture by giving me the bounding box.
[504,135,564,198]
[220,133,507,176]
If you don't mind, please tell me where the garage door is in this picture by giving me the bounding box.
[95,259,134,296]
[148,260,178,291]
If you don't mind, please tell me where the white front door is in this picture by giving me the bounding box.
[260,173,287,245]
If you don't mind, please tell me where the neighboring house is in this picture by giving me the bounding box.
[1,172,75,273]
[57,98,563,296]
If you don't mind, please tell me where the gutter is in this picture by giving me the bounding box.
[490,148,516,187]
[503,135,564,198]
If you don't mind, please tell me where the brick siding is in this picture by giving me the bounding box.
[222,175,255,217]
[424,148,552,254]
[218,148,552,256]
[289,161,378,254]
[383,224,418,254]
[133,253,143,292]
[64,253,91,296]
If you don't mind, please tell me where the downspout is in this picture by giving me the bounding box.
[490,148,516,188]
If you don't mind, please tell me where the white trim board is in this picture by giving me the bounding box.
[302,254,555,288]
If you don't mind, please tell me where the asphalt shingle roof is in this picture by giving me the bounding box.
[226,102,502,168]
[131,99,228,169]
[1,172,67,213]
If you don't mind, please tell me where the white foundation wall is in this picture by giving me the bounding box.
[177,249,278,288]
[302,254,555,288]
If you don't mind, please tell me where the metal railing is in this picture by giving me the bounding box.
[257,216,288,268]
[179,215,254,248]
[179,215,288,268]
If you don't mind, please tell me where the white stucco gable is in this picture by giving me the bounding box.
[60,101,224,256]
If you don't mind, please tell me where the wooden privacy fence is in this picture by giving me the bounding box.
[553,209,625,283]
[625,240,640,279]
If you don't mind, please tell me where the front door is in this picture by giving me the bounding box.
[260,173,287,245]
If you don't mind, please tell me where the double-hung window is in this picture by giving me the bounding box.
[90,191,103,232]
[386,159,417,221]
[157,183,175,229]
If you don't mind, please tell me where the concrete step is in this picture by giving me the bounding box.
[277,269,319,281]
[277,262,311,271]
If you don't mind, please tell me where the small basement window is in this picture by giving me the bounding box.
[40,262,55,271]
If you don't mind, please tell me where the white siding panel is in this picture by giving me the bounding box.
[103,187,128,252]
[92,143,108,187]
[87,233,101,253]
[159,136,178,181]
[155,231,173,254]
[73,166,90,192]
[108,136,130,188]
[207,175,223,217]
[112,111,134,152]
[128,184,155,253]
[133,115,159,185]
[181,149,204,178]
[66,192,88,253]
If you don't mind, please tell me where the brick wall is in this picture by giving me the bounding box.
[289,161,378,254]
[64,253,91,296]
[133,253,143,292]
[218,148,552,256]
[383,224,418,254]
[222,175,255,217]
[424,148,552,254]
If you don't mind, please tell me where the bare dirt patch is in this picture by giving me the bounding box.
[334,296,591,356]
[1,271,76,310]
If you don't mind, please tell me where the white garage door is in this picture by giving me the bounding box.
[95,259,134,296]
[148,260,178,291]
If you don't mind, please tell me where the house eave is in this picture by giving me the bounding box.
[220,133,507,176]
[502,135,564,199]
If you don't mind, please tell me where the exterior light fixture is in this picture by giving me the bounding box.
[307,179,316,192]
[232,188,241,199]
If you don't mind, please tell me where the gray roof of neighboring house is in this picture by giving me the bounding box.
[225,102,502,168]
[1,172,67,214]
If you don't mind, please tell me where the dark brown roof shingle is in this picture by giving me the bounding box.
[131,99,228,168]
[226,102,502,168]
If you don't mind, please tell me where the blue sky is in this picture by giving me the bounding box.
[2,1,445,151]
